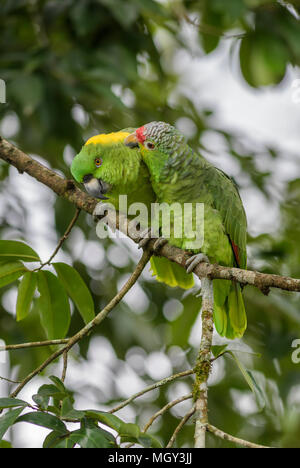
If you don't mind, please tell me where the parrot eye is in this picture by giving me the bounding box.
[145,141,155,150]
[95,158,103,168]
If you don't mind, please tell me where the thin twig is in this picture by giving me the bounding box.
[61,350,68,383]
[109,369,194,414]
[36,208,81,271]
[207,424,271,449]
[0,339,69,352]
[143,392,193,433]
[193,278,214,448]
[166,405,196,448]
[10,249,152,398]
[0,376,21,384]
[182,13,246,39]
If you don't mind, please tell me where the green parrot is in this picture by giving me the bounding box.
[124,121,248,339]
[70,129,194,289]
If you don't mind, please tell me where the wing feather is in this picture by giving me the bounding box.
[202,164,247,269]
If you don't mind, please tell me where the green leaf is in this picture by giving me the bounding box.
[43,430,70,449]
[211,344,228,358]
[239,33,288,87]
[0,398,28,410]
[60,397,85,420]
[138,433,162,448]
[53,263,95,324]
[132,0,165,16]
[245,369,266,410]
[98,0,139,28]
[68,426,116,448]
[119,422,140,439]
[200,32,220,54]
[0,407,25,440]
[16,271,37,321]
[199,4,222,54]
[32,384,68,410]
[229,352,266,409]
[48,376,67,393]
[0,261,27,288]
[45,406,60,417]
[0,440,12,448]
[37,384,67,398]
[37,271,71,339]
[229,352,255,391]
[10,75,44,114]
[84,411,124,432]
[89,414,158,446]
[32,394,50,411]
[15,412,67,434]
[0,240,40,262]
[170,294,200,347]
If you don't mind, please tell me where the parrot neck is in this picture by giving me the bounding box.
[148,142,209,202]
[155,143,197,183]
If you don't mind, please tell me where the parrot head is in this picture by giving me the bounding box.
[124,121,187,178]
[71,130,143,200]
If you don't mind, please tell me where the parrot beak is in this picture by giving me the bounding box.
[82,174,111,200]
[124,132,139,149]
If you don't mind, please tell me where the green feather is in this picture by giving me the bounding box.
[150,256,194,289]
[228,282,247,337]
[213,280,246,339]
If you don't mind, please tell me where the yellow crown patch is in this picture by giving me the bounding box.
[85,131,130,146]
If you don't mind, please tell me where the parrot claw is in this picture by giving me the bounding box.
[152,237,168,253]
[138,228,167,253]
[185,253,209,274]
[93,202,112,223]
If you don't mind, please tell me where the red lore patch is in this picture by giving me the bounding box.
[136,126,146,143]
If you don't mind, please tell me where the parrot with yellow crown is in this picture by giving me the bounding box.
[71,129,195,290]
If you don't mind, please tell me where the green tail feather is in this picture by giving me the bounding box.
[150,259,246,338]
[213,280,247,339]
[150,256,194,290]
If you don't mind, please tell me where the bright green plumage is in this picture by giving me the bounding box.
[70,129,194,290]
[126,122,248,339]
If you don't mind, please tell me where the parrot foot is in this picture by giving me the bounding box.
[185,253,209,274]
[138,228,167,254]
[93,202,112,223]
[152,237,168,253]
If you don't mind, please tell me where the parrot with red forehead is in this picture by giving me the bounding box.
[70,129,194,290]
[125,121,248,339]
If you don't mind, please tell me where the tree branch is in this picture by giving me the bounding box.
[193,278,214,448]
[61,350,68,383]
[0,375,21,384]
[35,207,81,271]
[206,424,271,449]
[143,392,193,433]
[0,339,69,351]
[10,249,152,397]
[166,405,196,448]
[1,137,299,294]
[109,369,194,414]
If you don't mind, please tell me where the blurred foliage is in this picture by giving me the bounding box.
[0,0,300,448]
[0,377,162,448]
